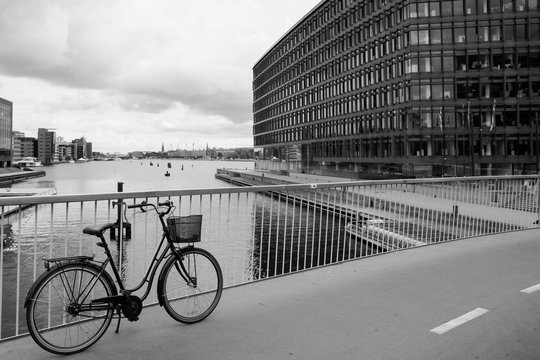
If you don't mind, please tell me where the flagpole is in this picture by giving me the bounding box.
[468,101,474,176]
[534,111,540,175]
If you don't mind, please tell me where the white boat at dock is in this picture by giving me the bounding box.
[13,157,42,168]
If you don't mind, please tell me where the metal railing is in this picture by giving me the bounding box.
[0,175,538,340]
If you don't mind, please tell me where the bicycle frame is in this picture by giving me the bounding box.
[98,205,193,303]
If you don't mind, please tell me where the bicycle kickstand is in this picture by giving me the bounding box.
[115,306,122,334]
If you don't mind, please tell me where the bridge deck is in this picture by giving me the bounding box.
[2,229,540,360]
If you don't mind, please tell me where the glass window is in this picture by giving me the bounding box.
[412,85,421,100]
[431,29,442,44]
[420,57,431,72]
[479,26,490,42]
[432,85,444,100]
[421,85,431,100]
[457,83,468,98]
[442,28,453,43]
[456,54,468,70]
[529,52,540,68]
[442,0,453,15]
[443,84,454,99]
[466,0,477,14]
[504,23,514,41]
[455,27,466,43]
[419,29,430,44]
[516,0,527,10]
[443,55,454,71]
[502,0,513,11]
[491,24,501,41]
[410,30,419,45]
[411,58,419,72]
[530,0,539,10]
[430,1,441,15]
[453,0,464,15]
[516,24,527,40]
[432,56,442,72]
[531,23,540,39]
[467,25,478,42]
[491,0,502,12]
[479,0,489,13]
[409,3,418,17]
[418,2,429,16]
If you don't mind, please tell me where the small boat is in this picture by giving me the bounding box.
[75,158,88,163]
[167,162,172,168]
[150,162,153,166]
[165,171,170,177]
[13,157,42,168]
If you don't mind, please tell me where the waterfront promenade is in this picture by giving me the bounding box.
[2,228,540,359]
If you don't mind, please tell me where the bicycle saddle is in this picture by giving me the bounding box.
[83,223,117,237]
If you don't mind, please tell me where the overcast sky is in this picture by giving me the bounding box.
[0,0,320,154]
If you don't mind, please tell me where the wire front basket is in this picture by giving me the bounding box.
[167,215,202,243]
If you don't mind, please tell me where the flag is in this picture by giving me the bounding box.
[490,99,496,131]
[438,107,443,131]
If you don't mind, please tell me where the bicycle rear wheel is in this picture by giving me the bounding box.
[25,263,116,355]
[159,247,223,323]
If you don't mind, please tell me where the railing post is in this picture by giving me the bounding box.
[537,175,540,225]
[117,182,124,273]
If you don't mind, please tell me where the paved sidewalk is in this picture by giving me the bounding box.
[2,229,540,360]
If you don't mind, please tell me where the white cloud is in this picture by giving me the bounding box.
[0,0,320,153]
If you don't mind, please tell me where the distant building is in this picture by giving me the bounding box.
[13,131,37,161]
[57,143,75,161]
[0,98,13,167]
[253,0,540,177]
[86,142,93,160]
[38,128,56,165]
[72,137,88,160]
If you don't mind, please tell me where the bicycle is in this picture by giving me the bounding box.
[24,200,223,355]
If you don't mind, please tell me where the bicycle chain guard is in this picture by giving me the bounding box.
[121,295,143,321]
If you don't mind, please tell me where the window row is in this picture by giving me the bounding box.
[409,21,540,45]
[254,107,540,146]
[409,0,539,18]
[255,73,540,125]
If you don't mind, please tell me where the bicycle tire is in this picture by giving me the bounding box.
[25,262,116,355]
[159,247,223,323]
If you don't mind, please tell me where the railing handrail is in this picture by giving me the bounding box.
[0,174,537,206]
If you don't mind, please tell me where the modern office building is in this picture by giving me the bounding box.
[253,0,540,177]
[0,98,13,167]
[12,131,38,161]
[38,128,56,165]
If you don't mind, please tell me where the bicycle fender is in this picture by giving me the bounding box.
[156,255,175,307]
[156,246,197,307]
[24,262,117,308]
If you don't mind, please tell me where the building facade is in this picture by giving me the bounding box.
[12,131,38,161]
[0,98,13,167]
[38,128,56,165]
[253,0,540,177]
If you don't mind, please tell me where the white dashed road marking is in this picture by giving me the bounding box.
[430,308,489,335]
[521,283,540,294]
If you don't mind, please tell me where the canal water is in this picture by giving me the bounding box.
[1,160,368,339]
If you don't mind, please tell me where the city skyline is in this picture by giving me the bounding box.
[0,0,320,154]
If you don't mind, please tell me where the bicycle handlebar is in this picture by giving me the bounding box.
[128,200,173,216]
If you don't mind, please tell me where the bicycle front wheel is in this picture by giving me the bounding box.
[26,262,116,355]
[159,247,223,323]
